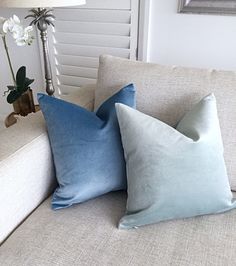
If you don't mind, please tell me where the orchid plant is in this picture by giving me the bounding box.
[0,15,34,104]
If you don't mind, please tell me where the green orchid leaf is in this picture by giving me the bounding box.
[7,90,21,104]
[16,66,26,90]
[20,78,34,93]
[7,85,17,91]
[24,78,34,88]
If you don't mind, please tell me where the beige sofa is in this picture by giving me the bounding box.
[1,55,236,266]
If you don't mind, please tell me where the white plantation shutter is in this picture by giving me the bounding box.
[47,0,140,96]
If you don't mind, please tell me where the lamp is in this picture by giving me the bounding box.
[0,0,86,96]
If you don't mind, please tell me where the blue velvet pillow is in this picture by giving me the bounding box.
[38,84,136,210]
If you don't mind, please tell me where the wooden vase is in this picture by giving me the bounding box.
[12,88,36,116]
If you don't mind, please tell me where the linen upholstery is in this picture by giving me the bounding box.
[0,85,95,244]
[38,84,135,210]
[2,60,236,266]
[96,55,236,190]
[1,192,236,266]
[116,95,236,229]
[59,84,95,110]
[0,112,55,244]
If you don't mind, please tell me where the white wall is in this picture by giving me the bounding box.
[148,0,236,71]
[0,8,43,121]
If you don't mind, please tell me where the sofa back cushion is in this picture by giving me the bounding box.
[95,55,236,190]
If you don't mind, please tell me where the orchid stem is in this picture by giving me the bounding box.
[2,36,16,86]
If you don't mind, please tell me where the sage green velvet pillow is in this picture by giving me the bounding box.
[116,94,236,229]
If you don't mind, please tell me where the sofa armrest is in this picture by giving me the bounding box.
[0,85,95,244]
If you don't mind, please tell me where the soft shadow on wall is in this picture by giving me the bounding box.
[148,0,236,71]
[0,8,43,120]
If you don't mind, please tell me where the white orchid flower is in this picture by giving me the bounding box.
[23,26,33,39]
[15,37,26,46]
[14,26,34,46]
[11,25,24,39]
[23,26,34,45]
[2,15,34,46]
[0,17,7,36]
[24,26,33,34]
[4,15,21,33]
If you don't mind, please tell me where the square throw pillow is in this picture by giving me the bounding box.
[96,55,236,191]
[116,94,236,229]
[38,84,136,210]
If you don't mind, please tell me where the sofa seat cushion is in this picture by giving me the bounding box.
[1,192,236,266]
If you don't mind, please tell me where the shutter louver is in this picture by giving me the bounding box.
[48,0,139,96]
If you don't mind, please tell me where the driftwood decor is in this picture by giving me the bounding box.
[178,0,236,15]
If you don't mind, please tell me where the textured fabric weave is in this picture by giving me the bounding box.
[1,192,236,266]
[0,112,55,244]
[116,95,236,229]
[39,84,136,210]
[96,55,236,190]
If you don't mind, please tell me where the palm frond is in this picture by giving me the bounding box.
[45,9,54,15]
[29,19,38,26]
[25,14,37,19]
[44,14,56,19]
[29,9,41,16]
[45,20,54,27]
[25,8,56,29]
